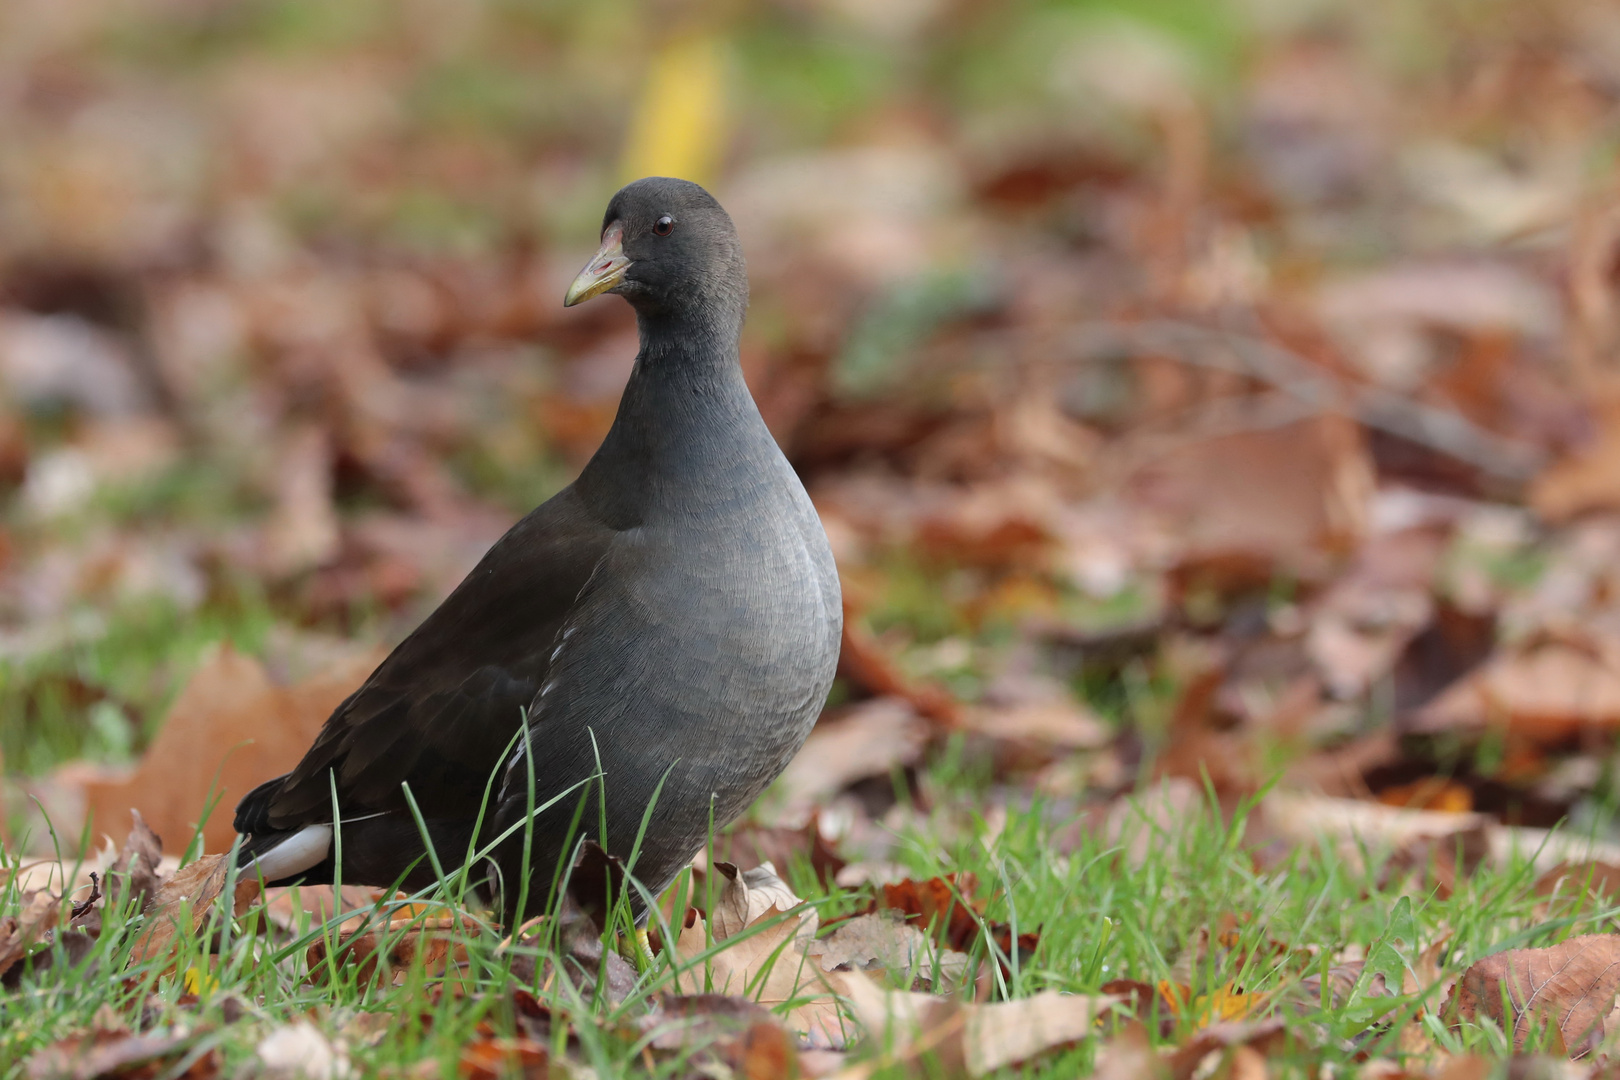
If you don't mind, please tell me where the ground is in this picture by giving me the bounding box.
[6,0,1620,1076]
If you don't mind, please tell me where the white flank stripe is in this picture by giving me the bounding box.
[248,824,333,881]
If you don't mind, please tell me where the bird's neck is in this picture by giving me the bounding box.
[576,313,770,526]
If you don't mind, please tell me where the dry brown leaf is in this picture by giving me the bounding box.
[710,861,816,942]
[675,906,854,1049]
[1163,1019,1287,1080]
[1261,791,1488,865]
[1090,1023,1159,1080]
[255,1021,350,1080]
[1124,414,1374,576]
[958,699,1110,751]
[713,817,847,888]
[0,890,62,981]
[262,884,392,935]
[640,995,798,1080]
[852,874,1038,969]
[103,811,164,912]
[1445,934,1620,1055]
[1534,862,1620,907]
[839,968,1123,1077]
[808,911,972,987]
[259,424,341,578]
[306,914,479,988]
[775,698,930,810]
[1412,633,1620,744]
[126,854,262,970]
[23,1028,218,1080]
[1306,531,1439,701]
[838,616,965,727]
[71,644,380,854]
[1530,404,1620,522]
[458,1035,550,1080]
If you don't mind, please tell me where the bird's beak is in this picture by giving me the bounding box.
[564,223,629,307]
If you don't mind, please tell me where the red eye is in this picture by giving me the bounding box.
[653,215,675,236]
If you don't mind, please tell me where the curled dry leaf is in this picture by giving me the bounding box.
[126,854,262,971]
[840,968,1124,1077]
[711,860,817,941]
[1445,934,1620,1055]
[102,811,163,913]
[0,890,62,981]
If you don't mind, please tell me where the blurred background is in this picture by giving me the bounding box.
[2,0,1620,852]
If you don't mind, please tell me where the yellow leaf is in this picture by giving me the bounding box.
[618,30,729,187]
[182,964,218,995]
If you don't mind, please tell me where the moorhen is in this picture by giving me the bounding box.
[234,177,842,922]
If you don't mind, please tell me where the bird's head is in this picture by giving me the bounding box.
[564,177,747,332]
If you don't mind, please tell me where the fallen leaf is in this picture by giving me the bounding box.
[1531,403,1620,522]
[963,991,1124,1075]
[958,699,1110,751]
[839,968,1123,1076]
[640,995,797,1080]
[1090,1023,1158,1080]
[1261,791,1488,867]
[808,911,972,988]
[262,884,392,936]
[1124,414,1375,578]
[848,874,1039,968]
[710,861,816,942]
[0,890,61,981]
[1377,778,1474,814]
[256,1022,350,1080]
[714,816,847,888]
[675,906,854,1049]
[305,914,479,988]
[259,424,341,577]
[23,1028,217,1080]
[1445,934,1620,1055]
[1534,861,1620,905]
[102,811,164,913]
[126,854,262,971]
[458,1035,549,1080]
[838,616,965,728]
[1412,632,1620,745]
[1164,1019,1287,1080]
[775,698,930,811]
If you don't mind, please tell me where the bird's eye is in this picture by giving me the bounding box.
[653,215,675,236]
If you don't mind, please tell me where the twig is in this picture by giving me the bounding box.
[1068,320,1547,482]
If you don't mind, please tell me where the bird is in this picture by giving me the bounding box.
[233,177,843,923]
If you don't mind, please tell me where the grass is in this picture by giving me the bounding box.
[3,756,1614,1075]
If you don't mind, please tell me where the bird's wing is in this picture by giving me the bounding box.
[235,484,616,834]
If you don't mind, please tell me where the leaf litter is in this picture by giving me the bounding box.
[9,0,1620,1075]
